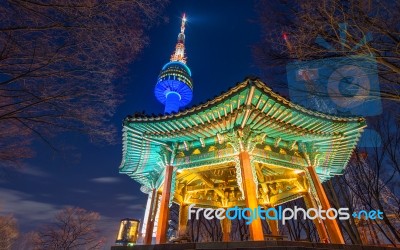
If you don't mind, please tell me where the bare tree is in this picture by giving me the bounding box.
[168,203,179,240]
[254,0,400,103]
[324,177,363,244]
[277,199,320,242]
[255,3,400,243]
[231,216,249,241]
[185,207,222,242]
[344,155,399,243]
[322,114,400,246]
[198,215,222,242]
[35,207,103,250]
[0,214,19,250]
[12,231,40,250]
[0,0,167,164]
[189,214,201,242]
[343,153,399,245]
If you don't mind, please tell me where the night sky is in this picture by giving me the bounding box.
[0,0,262,248]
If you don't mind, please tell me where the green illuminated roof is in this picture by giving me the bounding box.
[120,78,366,188]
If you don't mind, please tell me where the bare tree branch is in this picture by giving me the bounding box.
[35,207,104,250]
[0,0,168,164]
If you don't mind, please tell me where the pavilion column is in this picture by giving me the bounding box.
[303,192,329,243]
[143,189,158,244]
[220,217,231,242]
[156,165,174,244]
[178,203,189,236]
[239,151,264,241]
[265,205,279,236]
[306,166,345,244]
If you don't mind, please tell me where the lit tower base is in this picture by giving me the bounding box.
[154,14,193,114]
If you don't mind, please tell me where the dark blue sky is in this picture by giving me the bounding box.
[0,0,262,248]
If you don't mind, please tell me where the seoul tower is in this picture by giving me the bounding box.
[154,14,193,114]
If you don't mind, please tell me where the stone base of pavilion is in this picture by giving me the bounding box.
[111,241,399,250]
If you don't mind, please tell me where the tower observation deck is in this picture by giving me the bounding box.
[154,14,193,114]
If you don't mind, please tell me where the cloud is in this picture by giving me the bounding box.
[91,177,120,184]
[0,164,50,181]
[0,188,60,228]
[116,194,139,201]
[16,166,50,178]
[126,204,146,211]
[0,187,123,249]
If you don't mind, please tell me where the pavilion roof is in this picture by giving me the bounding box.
[120,78,366,188]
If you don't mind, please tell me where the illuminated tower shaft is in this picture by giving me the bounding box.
[154,14,193,114]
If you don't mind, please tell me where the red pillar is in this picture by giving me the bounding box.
[303,192,329,243]
[144,189,157,245]
[307,166,345,244]
[156,165,174,244]
[239,151,264,241]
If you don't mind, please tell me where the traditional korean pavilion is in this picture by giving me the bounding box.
[119,14,366,245]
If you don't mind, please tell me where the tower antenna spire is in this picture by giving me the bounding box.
[154,13,193,114]
[181,13,187,34]
[170,13,187,63]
